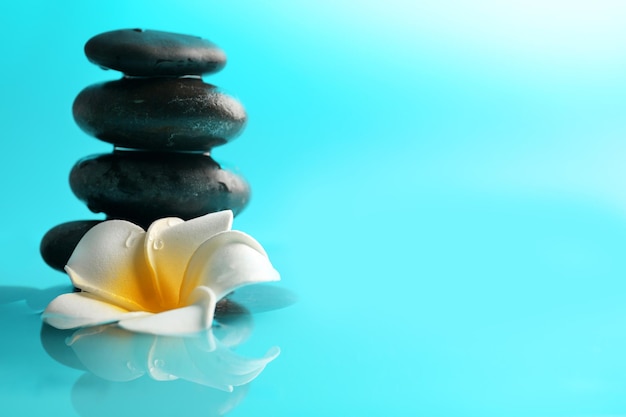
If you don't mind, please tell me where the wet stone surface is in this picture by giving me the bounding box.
[42,28,255,275]
[84,28,227,76]
[73,77,247,151]
[70,151,250,229]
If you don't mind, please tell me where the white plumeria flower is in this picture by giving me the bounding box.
[42,210,280,335]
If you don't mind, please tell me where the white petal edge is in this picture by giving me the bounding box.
[118,287,217,335]
[66,220,158,311]
[42,292,151,330]
[144,217,184,308]
[118,306,206,335]
[179,230,280,304]
[144,211,233,308]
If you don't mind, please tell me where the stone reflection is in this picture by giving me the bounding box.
[41,302,279,417]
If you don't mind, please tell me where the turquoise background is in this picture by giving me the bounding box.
[2,1,626,415]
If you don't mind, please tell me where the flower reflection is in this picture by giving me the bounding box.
[41,303,279,416]
[42,303,277,390]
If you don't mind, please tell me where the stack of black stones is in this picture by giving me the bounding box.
[41,29,250,272]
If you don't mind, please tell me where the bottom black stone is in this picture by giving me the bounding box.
[70,150,250,228]
[40,220,103,272]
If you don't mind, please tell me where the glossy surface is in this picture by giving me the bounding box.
[4,1,626,416]
[70,151,250,227]
[85,29,226,76]
[73,78,246,151]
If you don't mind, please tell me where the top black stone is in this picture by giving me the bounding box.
[84,29,227,76]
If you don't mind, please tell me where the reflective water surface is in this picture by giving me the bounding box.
[1,285,292,416]
[4,1,626,415]
[4,195,626,417]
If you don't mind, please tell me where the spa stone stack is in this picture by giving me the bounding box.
[41,29,250,272]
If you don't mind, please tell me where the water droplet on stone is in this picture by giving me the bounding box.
[153,239,164,250]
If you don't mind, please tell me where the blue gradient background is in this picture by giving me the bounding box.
[2,1,626,415]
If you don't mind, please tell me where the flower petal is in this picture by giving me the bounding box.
[66,220,159,312]
[118,287,216,335]
[143,217,184,308]
[179,230,280,305]
[42,292,151,330]
[144,211,233,309]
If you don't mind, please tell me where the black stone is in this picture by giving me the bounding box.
[70,151,250,228]
[84,28,226,76]
[73,77,246,151]
[40,220,103,272]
